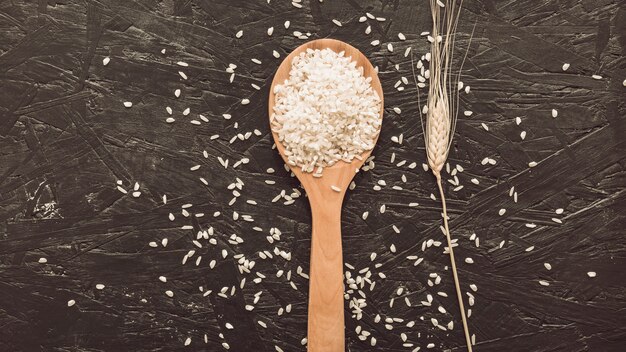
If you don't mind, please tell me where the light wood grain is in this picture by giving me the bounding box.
[268,39,384,352]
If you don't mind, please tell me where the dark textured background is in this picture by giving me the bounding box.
[1,0,625,351]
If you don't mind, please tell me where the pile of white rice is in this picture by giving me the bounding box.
[271,48,381,175]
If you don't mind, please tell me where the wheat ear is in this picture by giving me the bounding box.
[425,0,473,351]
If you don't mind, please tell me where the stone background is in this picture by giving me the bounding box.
[0,0,624,351]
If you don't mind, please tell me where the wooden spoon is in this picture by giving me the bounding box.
[268,39,384,352]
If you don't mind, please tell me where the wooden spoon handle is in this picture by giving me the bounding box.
[307,199,345,352]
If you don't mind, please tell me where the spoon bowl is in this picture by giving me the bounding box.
[268,38,384,352]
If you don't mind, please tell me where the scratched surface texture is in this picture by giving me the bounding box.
[1,0,625,351]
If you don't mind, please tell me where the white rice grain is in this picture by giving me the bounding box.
[271,48,381,174]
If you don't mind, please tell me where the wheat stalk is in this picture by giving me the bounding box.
[423,0,473,351]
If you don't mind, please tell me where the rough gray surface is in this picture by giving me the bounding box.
[1,0,625,351]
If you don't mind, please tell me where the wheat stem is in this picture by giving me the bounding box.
[423,1,473,350]
[436,173,472,352]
